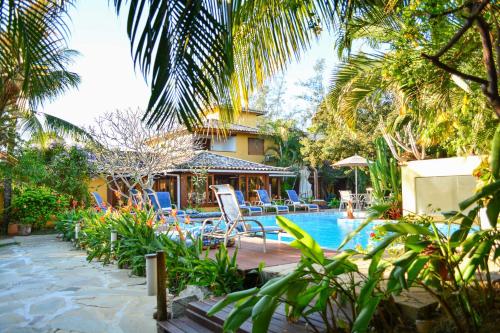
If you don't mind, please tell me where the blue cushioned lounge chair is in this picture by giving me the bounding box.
[285,190,320,212]
[145,189,185,217]
[235,190,263,216]
[201,185,283,252]
[255,189,289,214]
[91,192,107,212]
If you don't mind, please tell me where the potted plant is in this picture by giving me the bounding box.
[7,222,18,236]
[17,220,32,236]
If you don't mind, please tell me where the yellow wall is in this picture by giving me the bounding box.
[210,133,272,163]
[88,177,108,203]
[235,112,260,127]
[206,108,262,128]
[401,157,481,216]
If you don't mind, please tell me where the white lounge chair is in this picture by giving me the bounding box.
[201,185,283,252]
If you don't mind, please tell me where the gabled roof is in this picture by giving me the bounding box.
[164,151,294,175]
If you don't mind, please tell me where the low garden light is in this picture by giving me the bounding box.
[74,222,81,240]
[110,230,118,250]
[145,253,157,296]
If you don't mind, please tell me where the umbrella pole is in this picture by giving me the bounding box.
[355,167,358,197]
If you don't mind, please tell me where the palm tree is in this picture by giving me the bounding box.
[260,118,303,168]
[321,2,498,159]
[0,0,87,231]
[0,0,86,149]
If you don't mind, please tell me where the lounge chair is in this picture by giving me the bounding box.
[201,184,283,252]
[235,190,263,216]
[145,189,185,217]
[255,189,289,214]
[285,190,320,212]
[91,192,107,212]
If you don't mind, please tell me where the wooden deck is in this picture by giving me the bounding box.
[208,237,336,271]
[158,297,327,333]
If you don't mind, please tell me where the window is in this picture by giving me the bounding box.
[248,138,264,155]
[211,136,236,152]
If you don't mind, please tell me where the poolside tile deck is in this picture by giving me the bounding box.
[209,237,336,271]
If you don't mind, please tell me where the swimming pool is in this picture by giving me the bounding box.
[252,213,464,250]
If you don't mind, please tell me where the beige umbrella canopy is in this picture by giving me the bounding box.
[333,154,369,196]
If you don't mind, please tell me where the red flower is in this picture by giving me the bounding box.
[370,232,376,238]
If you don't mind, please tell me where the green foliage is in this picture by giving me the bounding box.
[79,210,115,264]
[328,197,340,208]
[368,138,402,204]
[57,206,243,296]
[11,186,69,227]
[9,144,92,203]
[55,209,85,241]
[209,216,406,332]
[260,118,304,168]
[320,1,499,158]
[211,135,500,331]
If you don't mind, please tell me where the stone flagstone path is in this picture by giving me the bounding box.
[0,235,156,333]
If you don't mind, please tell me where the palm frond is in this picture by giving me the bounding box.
[0,1,78,110]
[113,0,367,129]
[325,52,387,128]
[40,112,93,142]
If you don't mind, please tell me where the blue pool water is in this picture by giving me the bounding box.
[251,213,465,250]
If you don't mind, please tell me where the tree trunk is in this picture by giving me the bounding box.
[2,123,16,234]
[2,179,12,234]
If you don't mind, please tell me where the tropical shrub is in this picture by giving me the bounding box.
[57,205,243,296]
[55,208,85,241]
[177,244,242,296]
[112,208,161,275]
[11,186,70,228]
[211,208,499,333]
[368,138,401,204]
[10,145,92,204]
[328,197,340,208]
[79,209,115,264]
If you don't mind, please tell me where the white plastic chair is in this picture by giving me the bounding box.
[338,190,354,211]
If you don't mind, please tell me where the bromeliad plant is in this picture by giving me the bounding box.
[368,138,402,205]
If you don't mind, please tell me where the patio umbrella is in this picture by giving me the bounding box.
[299,167,313,198]
[332,154,369,197]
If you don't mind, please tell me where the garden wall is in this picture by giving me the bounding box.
[401,156,481,216]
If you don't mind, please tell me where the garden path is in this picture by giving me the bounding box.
[0,235,156,333]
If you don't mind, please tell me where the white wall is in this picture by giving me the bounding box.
[401,156,481,215]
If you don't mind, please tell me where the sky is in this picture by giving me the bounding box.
[42,0,341,128]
